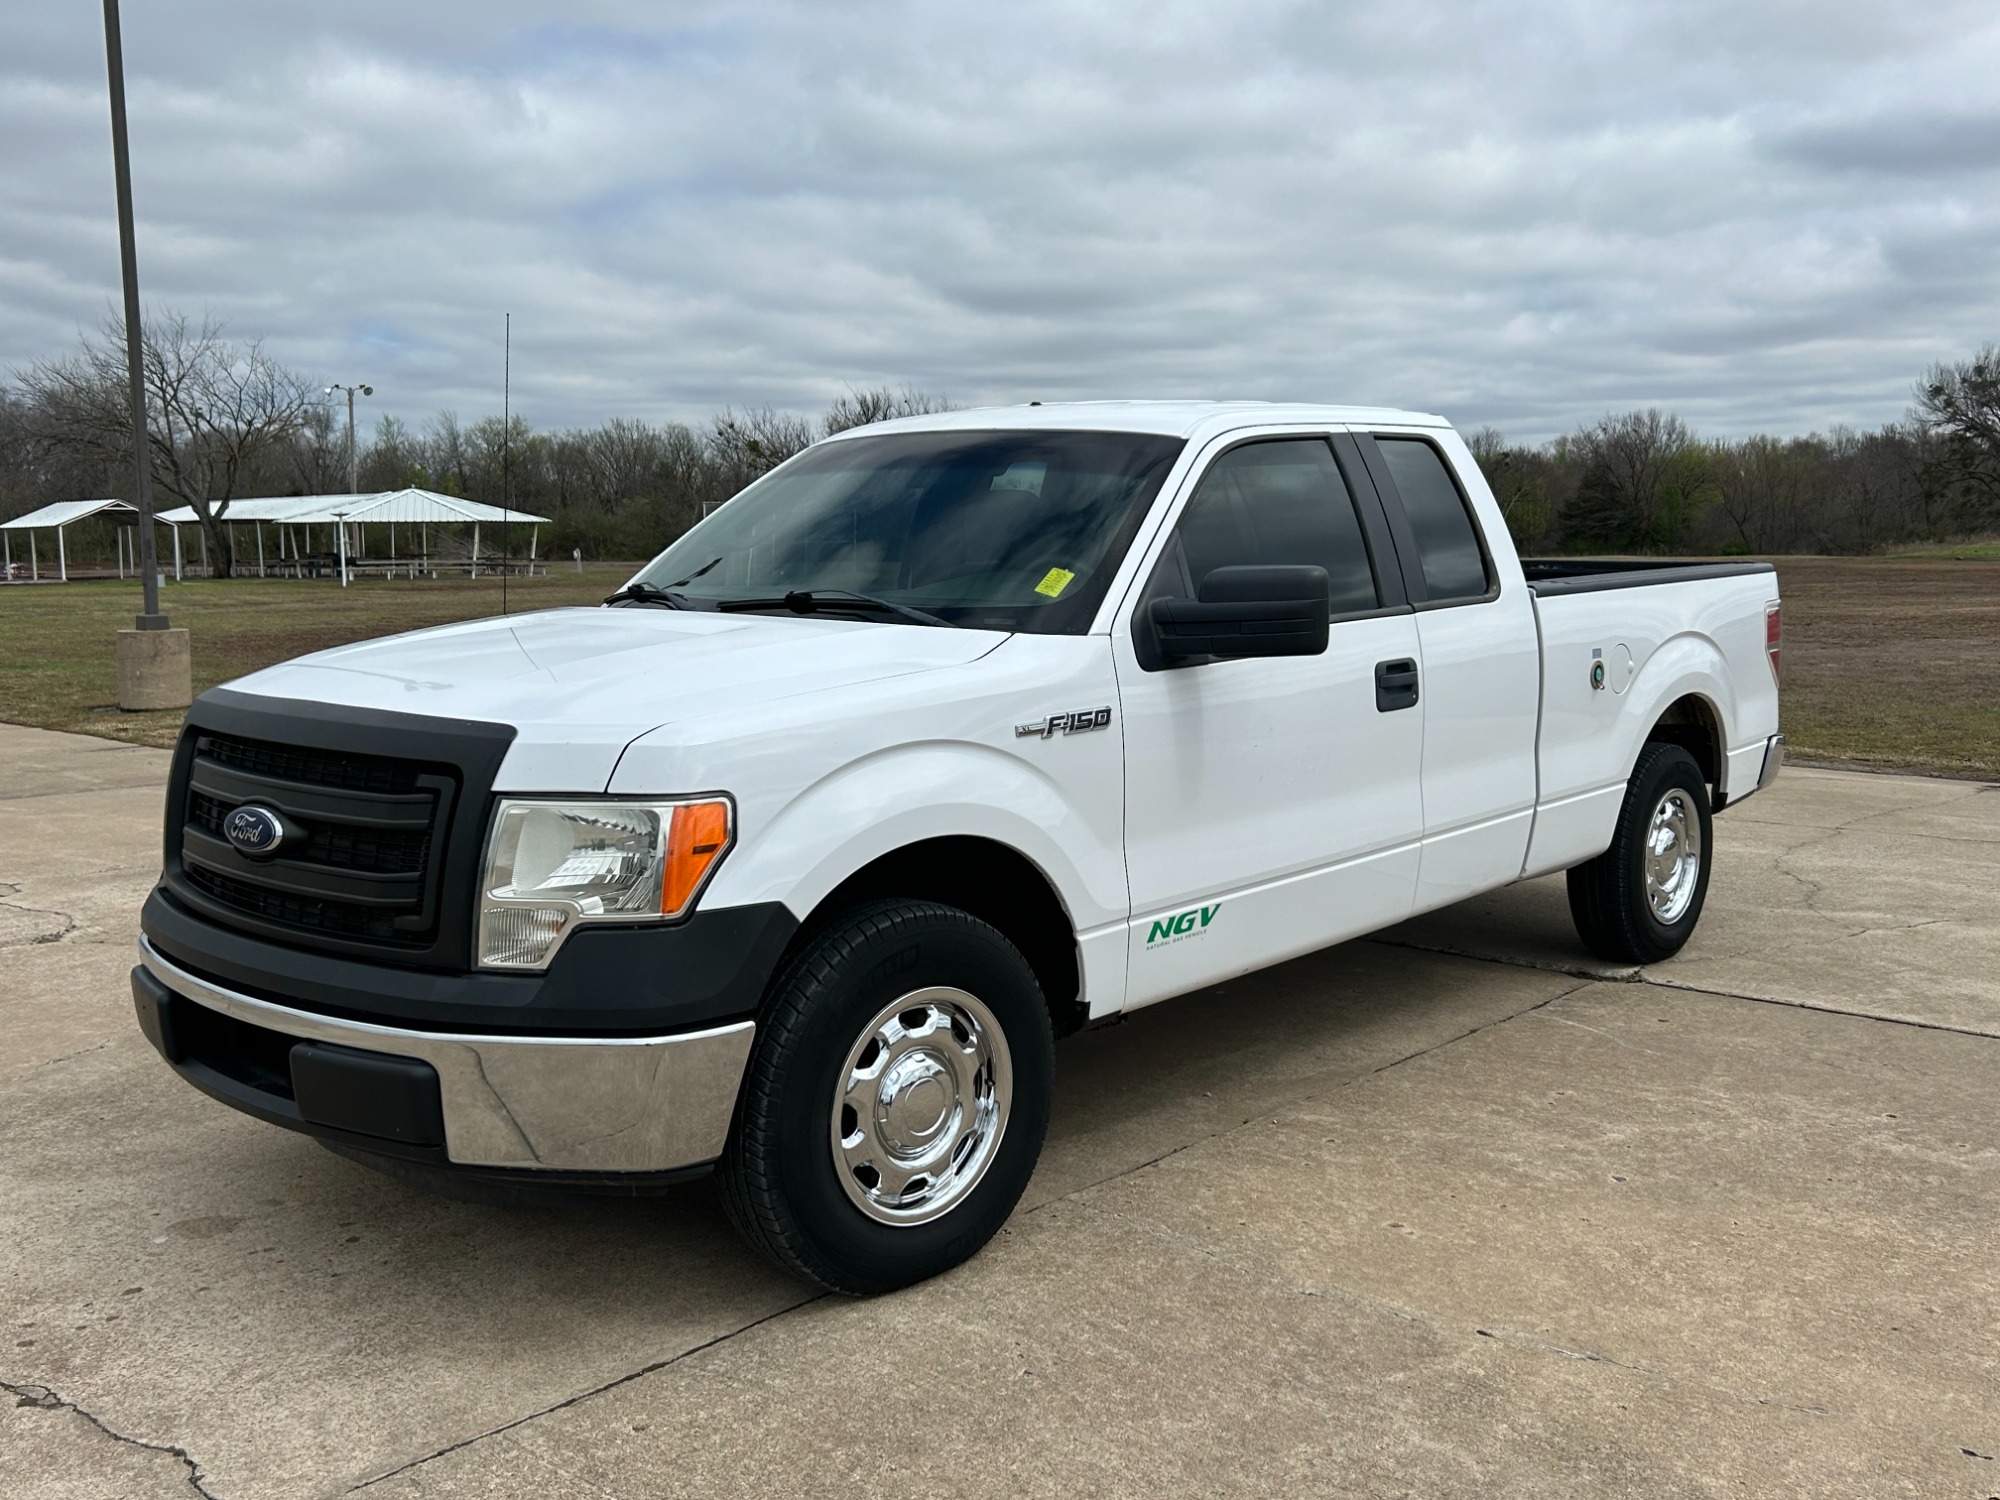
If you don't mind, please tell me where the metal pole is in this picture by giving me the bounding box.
[336,513,349,587]
[102,0,164,628]
[347,387,358,496]
[58,525,68,583]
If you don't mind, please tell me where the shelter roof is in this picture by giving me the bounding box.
[1,499,137,531]
[154,489,549,526]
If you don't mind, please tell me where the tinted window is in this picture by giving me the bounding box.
[1377,438,1489,601]
[631,429,1184,633]
[1169,440,1379,613]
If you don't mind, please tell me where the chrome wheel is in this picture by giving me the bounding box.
[830,987,1012,1226]
[1644,787,1703,923]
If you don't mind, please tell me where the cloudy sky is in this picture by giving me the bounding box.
[3,1,1997,443]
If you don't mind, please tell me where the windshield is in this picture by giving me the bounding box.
[627,428,1186,632]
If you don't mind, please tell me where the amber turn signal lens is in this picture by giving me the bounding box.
[661,800,731,915]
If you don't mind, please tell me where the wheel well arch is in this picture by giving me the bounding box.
[1646,693,1724,792]
[782,836,1086,1039]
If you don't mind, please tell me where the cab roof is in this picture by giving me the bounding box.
[823,400,1451,444]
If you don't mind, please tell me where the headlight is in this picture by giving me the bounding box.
[477,797,732,970]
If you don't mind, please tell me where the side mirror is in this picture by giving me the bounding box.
[1149,565,1331,664]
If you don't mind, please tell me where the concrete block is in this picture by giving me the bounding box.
[115,627,192,711]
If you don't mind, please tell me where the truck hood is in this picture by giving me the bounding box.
[223,606,1008,790]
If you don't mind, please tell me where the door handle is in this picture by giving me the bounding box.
[1375,658,1419,712]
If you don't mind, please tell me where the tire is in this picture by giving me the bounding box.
[1567,742,1714,965]
[718,900,1054,1295]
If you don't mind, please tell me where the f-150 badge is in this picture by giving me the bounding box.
[1015,706,1113,739]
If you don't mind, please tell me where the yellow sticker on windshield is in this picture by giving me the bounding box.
[1035,567,1076,598]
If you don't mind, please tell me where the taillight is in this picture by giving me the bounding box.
[1765,601,1781,683]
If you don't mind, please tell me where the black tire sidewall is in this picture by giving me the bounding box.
[748,906,1053,1292]
[1623,746,1714,956]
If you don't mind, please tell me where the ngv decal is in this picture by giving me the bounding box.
[1145,903,1221,946]
[1015,706,1113,739]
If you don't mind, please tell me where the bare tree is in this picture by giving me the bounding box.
[822,385,955,436]
[1560,409,1711,551]
[708,407,815,492]
[15,311,317,575]
[1914,346,2000,526]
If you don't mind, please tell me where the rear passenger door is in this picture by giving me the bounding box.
[1353,432,1540,912]
[1115,435,1426,1009]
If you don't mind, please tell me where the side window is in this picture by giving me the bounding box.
[1162,439,1379,614]
[1376,438,1490,602]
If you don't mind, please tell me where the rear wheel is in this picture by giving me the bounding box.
[719,900,1053,1294]
[1567,742,1713,964]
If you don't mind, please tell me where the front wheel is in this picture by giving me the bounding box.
[718,900,1054,1294]
[1567,742,1714,964]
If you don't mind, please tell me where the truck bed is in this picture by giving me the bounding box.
[1521,558,1777,596]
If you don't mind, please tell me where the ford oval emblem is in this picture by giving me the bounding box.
[224,805,286,856]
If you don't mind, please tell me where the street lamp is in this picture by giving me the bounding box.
[325,383,373,495]
[103,0,190,710]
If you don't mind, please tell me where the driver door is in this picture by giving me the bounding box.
[1115,434,1426,1010]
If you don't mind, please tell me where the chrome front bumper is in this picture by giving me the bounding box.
[138,937,755,1174]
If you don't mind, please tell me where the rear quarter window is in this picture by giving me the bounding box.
[1377,438,1490,602]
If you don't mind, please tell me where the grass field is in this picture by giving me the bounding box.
[0,565,634,748]
[1,556,1996,777]
[1772,556,2000,778]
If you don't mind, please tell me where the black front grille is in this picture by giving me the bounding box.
[190,789,431,876]
[183,865,405,942]
[199,733,424,796]
[176,730,456,952]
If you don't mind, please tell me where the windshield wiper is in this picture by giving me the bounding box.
[714,589,955,628]
[603,582,694,609]
[664,556,722,589]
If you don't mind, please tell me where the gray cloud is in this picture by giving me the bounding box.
[2,0,1997,445]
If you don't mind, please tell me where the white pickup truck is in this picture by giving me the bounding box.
[133,402,1782,1292]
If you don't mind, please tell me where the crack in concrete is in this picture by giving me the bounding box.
[1529,1012,1665,1056]
[1370,934,2000,1041]
[1025,982,1594,1216]
[1366,934,1639,986]
[344,1295,825,1492]
[341,985,1596,1491]
[1633,972,2000,1041]
[1471,1327,1834,1416]
[0,898,78,947]
[38,1038,114,1069]
[3,1379,218,1498]
[1077,1203,1839,1424]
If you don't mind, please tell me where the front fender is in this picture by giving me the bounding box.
[699,739,1126,934]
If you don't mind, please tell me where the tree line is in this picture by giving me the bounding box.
[4,312,1998,575]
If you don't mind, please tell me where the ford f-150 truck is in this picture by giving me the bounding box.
[132,402,1783,1292]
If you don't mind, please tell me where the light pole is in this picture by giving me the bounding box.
[103,0,190,710]
[325,383,372,494]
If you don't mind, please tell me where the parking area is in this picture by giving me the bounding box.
[2,719,1996,1499]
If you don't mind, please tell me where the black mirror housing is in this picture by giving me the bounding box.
[1149,565,1331,663]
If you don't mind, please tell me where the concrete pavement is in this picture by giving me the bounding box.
[1,721,1995,1498]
